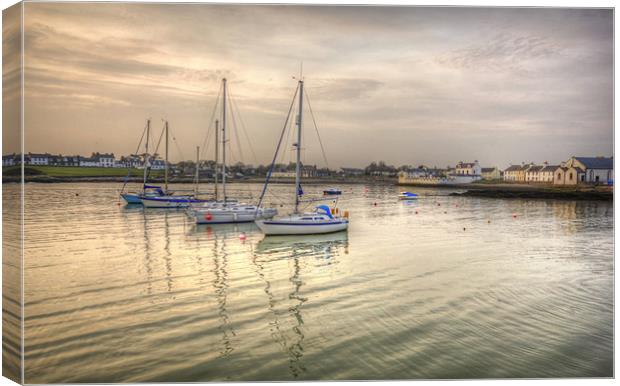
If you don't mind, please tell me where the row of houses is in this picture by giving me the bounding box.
[3,153,167,170]
[504,156,613,185]
[400,160,502,182]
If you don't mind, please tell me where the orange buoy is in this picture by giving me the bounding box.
[239,233,246,241]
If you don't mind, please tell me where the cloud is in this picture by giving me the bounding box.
[10,4,613,168]
[435,33,562,75]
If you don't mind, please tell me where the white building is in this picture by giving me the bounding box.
[566,156,614,184]
[272,171,296,178]
[3,154,17,166]
[525,165,544,183]
[539,164,559,183]
[80,153,115,167]
[27,153,50,165]
[95,153,115,168]
[454,160,481,176]
[151,159,166,170]
[450,160,482,183]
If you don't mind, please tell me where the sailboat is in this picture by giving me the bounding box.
[188,78,278,223]
[140,121,211,208]
[255,78,349,235]
[121,119,168,204]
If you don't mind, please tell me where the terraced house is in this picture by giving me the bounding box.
[504,163,532,182]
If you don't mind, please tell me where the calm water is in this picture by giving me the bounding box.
[6,182,614,382]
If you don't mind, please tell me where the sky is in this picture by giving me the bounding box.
[2,3,613,168]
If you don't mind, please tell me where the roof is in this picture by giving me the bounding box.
[92,153,115,159]
[481,167,497,173]
[574,157,613,170]
[505,165,523,172]
[541,165,560,172]
[456,162,477,168]
[527,165,544,172]
[28,153,51,158]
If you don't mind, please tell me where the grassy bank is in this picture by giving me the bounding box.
[2,166,396,185]
[3,166,163,178]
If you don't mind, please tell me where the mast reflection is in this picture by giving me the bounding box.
[252,232,349,378]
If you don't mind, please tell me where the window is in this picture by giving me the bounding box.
[569,173,573,180]
[557,173,561,180]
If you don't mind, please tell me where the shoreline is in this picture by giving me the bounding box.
[1,175,395,185]
[399,181,613,201]
[3,176,613,200]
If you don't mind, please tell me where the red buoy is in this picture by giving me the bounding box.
[205,213,213,221]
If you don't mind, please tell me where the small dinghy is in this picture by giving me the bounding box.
[323,188,342,196]
[398,191,418,200]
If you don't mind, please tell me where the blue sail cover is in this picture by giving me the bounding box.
[144,184,165,196]
[298,184,304,196]
[316,205,334,219]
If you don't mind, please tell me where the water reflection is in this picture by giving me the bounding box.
[252,232,349,378]
[255,232,349,261]
[212,227,235,357]
[142,210,153,296]
[18,183,612,382]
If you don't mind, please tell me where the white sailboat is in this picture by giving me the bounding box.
[189,78,277,224]
[255,78,349,235]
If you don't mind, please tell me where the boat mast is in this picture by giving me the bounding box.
[295,80,303,213]
[164,120,169,192]
[222,78,227,202]
[143,119,150,190]
[214,119,219,201]
[195,146,200,194]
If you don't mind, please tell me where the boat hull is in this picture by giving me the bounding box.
[192,207,277,224]
[121,193,143,204]
[141,196,209,208]
[256,219,349,235]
